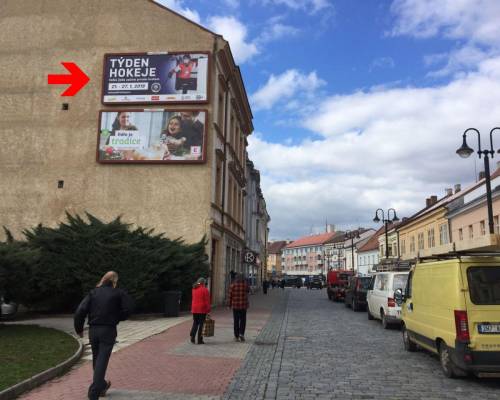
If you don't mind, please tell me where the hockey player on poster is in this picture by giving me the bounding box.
[167,54,199,94]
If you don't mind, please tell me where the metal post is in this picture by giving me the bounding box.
[483,154,495,234]
[384,220,389,259]
[351,237,355,272]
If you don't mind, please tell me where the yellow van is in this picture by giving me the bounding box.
[394,255,500,378]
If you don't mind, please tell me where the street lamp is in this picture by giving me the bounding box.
[345,230,361,273]
[373,208,399,259]
[456,127,500,234]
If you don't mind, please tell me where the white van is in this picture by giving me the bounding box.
[367,272,409,328]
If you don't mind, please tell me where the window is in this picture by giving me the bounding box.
[439,224,449,245]
[417,233,424,250]
[495,215,499,234]
[459,228,463,241]
[480,220,486,236]
[401,239,406,255]
[427,228,435,248]
[215,162,222,206]
[217,93,224,127]
[468,225,474,239]
[405,272,413,298]
[410,236,415,253]
[467,267,500,305]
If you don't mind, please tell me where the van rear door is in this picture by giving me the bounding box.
[462,264,500,351]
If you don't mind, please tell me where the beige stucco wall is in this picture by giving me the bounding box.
[0,0,216,243]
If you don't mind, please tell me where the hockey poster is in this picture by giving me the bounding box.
[102,52,209,104]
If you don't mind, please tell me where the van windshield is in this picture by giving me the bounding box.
[392,274,408,291]
[467,267,500,305]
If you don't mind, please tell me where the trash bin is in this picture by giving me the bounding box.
[164,291,182,317]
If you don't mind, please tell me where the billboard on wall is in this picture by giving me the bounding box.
[102,52,209,104]
[97,110,206,163]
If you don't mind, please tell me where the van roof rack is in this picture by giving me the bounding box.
[417,251,500,263]
[374,260,413,272]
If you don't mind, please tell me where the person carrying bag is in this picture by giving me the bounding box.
[190,277,211,344]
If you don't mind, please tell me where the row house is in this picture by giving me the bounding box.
[266,240,289,278]
[397,165,500,261]
[282,232,338,276]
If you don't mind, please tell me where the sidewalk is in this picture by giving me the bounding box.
[18,289,283,400]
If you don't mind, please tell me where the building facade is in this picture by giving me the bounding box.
[266,240,288,278]
[244,159,270,287]
[0,0,265,305]
[357,227,383,275]
[282,232,338,276]
[341,229,375,272]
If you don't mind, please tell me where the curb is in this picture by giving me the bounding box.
[0,332,84,400]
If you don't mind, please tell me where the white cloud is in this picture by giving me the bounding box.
[390,0,500,45]
[222,0,240,8]
[249,57,500,239]
[250,69,325,110]
[153,0,201,24]
[207,16,259,64]
[390,0,500,77]
[264,0,332,14]
[369,57,395,72]
[257,20,300,44]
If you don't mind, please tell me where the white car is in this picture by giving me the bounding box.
[367,272,409,329]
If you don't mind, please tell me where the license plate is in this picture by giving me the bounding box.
[478,323,500,334]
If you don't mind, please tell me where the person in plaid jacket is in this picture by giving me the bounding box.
[229,274,250,342]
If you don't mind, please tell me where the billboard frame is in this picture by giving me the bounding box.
[95,108,209,165]
[100,51,212,106]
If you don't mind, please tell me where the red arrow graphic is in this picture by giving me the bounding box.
[47,62,90,96]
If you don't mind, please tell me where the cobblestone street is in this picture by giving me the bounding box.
[226,288,500,400]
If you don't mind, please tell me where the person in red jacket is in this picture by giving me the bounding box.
[190,277,210,344]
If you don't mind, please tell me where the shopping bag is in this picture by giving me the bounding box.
[202,315,215,337]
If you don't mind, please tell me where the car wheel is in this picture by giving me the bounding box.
[352,298,358,312]
[438,343,466,378]
[402,325,417,352]
[381,310,390,329]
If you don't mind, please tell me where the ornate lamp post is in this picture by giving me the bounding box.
[345,230,360,272]
[373,208,399,259]
[456,127,500,234]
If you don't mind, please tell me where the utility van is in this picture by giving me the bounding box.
[395,255,500,378]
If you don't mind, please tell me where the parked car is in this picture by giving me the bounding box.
[344,276,372,311]
[0,296,18,319]
[309,276,323,289]
[284,276,299,287]
[326,270,353,301]
[395,255,500,379]
[367,271,409,328]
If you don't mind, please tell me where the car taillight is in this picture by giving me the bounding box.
[454,310,470,343]
[387,298,396,307]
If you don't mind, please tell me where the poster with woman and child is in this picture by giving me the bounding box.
[97,110,206,163]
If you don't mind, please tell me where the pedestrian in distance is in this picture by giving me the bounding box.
[263,279,269,295]
[74,271,134,400]
[229,273,250,342]
[190,277,211,345]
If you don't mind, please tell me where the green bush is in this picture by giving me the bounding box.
[0,213,209,312]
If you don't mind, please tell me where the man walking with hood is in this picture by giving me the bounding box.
[229,273,250,342]
[190,277,210,344]
[74,271,134,400]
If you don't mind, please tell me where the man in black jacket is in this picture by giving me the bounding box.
[74,271,134,400]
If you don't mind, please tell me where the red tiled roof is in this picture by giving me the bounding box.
[267,241,288,254]
[357,226,385,252]
[286,232,337,248]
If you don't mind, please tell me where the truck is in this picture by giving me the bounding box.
[327,270,354,301]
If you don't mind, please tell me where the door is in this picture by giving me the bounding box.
[461,263,500,351]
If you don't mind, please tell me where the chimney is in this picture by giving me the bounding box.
[479,171,486,180]
[454,184,461,194]
[426,198,431,207]
[445,188,453,196]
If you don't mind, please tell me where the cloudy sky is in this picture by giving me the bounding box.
[155,0,500,240]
